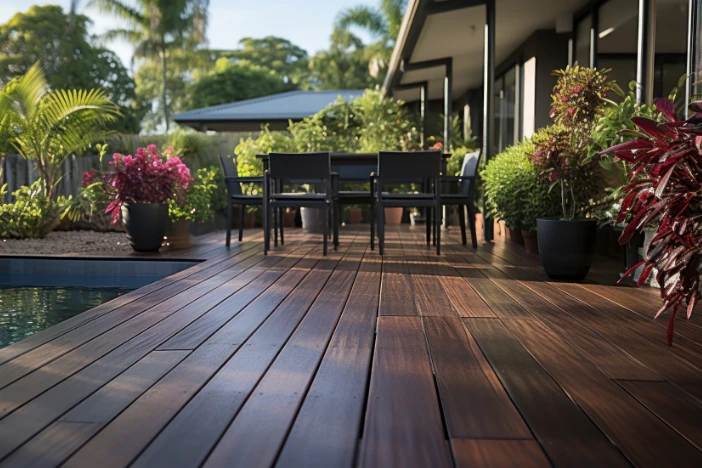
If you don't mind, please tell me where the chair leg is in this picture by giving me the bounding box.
[332,203,339,250]
[432,208,437,247]
[274,208,279,247]
[370,199,375,251]
[279,209,285,245]
[263,204,269,256]
[378,202,385,256]
[322,205,329,256]
[425,207,431,246]
[237,205,245,242]
[226,200,232,247]
[435,202,441,255]
[458,205,467,246]
[467,203,478,249]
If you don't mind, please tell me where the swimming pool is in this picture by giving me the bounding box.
[0,287,126,348]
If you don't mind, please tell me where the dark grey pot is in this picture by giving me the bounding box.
[537,218,597,281]
[121,203,168,252]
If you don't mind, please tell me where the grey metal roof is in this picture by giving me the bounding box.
[174,90,365,122]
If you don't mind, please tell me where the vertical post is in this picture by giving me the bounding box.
[420,83,427,148]
[686,0,699,111]
[444,60,453,150]
[637,0,656,105]
[567,38,574,66]
[483,0,496,241]
[590,10,598,68]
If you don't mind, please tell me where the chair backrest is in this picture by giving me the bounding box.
[331,163,377,182]
[219,155,242,196]
[268,152,331,184]
[459,150,481,196]
[377,151,442,183]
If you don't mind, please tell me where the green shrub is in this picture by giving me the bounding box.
[169,166,220,223]
[481,139,559,231]
[0,181,69,238]
[234,126,294,196]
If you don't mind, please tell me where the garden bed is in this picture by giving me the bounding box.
[0,231,132,256]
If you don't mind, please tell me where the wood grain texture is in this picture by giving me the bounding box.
[451,439,551,468]
[357,316,452,468]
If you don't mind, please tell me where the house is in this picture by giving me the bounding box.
[173,89,365,132]
[383,0,691,239]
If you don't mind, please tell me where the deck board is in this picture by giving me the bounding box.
[2,226,702,467]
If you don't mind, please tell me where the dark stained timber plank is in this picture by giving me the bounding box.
[459,248,662,382]
[62,247,328,468]
[618,380,702,451]
[0,246,311,462]
[356,316,452,468]
[465,318,629,467]
[0,350,188,467]
[200,247,364,468]
[423,316,531,439]
[276,253,381,468]
[501,317,702,467]
[0,244,268,390]
[379,231,418,316]
[450,439,551,468]
[132,244,363,468]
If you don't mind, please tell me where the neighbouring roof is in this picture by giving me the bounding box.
[174,90,365,131]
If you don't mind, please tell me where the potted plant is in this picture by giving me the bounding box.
[603,97,702,345]
[348,205,362,224]
[530,66,615,280]
[106,145,191,252]
[167,166,219,249]
[482,139,536,245]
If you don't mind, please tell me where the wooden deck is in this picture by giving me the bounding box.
[1,226,702,467]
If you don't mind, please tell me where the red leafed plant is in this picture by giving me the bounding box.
[105,145,192,223]
[602,97,702,345]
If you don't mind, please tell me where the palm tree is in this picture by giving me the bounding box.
[335,0,407,47]
[89,0,209,131]
[0,63,119,199]
[334,0,406,78]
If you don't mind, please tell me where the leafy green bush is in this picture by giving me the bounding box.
[482,139,559,231]
[0,181,69,238]
[169,166,220,223]
[234,126,295,196]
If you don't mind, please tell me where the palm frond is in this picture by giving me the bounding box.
[335,6,388,39]
[0,63,47,122]
[88,0,147,26]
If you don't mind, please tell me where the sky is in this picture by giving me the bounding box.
[0,0,374,69]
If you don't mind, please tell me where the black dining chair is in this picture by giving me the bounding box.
[441,150,481,248]
[331,156,377,250]
[263,152,337,256]
[220,155,266,246]
[372,151,442,255]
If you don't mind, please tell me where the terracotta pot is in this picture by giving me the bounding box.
[475,212,484,231]
[507,227,524,245]
[348,208,362,224]
[242,210,256,229]
[521,230,538,255]
[165,219,192,249]
[384,207,403,225]
[283,209,296,227]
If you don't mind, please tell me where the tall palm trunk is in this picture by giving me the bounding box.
[161,47,169,132]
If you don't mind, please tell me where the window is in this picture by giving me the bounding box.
[575,13,593,67]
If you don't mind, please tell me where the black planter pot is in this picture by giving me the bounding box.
[537,218,597,281]
[121,203,168,252]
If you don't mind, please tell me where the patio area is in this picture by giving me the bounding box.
[0,226,701,467]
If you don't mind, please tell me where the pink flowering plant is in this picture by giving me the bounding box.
[105,145,192,223]
[530,66,618,219]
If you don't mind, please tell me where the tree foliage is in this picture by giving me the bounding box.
[186,58,290,110]
[0,5,142,133]
[308,29,380,90]
[91,0,210,131]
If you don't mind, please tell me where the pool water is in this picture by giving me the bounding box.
[0,287,126,348]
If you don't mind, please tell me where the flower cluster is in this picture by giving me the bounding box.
[105,145,192,223]
[550,66,615,129]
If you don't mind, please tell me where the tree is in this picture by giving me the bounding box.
[219,37,309,88]
[0,5,143,133]
[186,58,290,110]
[91,0,210,131]
[308,29,380,90]
[335,0,407,77]
[0,64,119,199]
